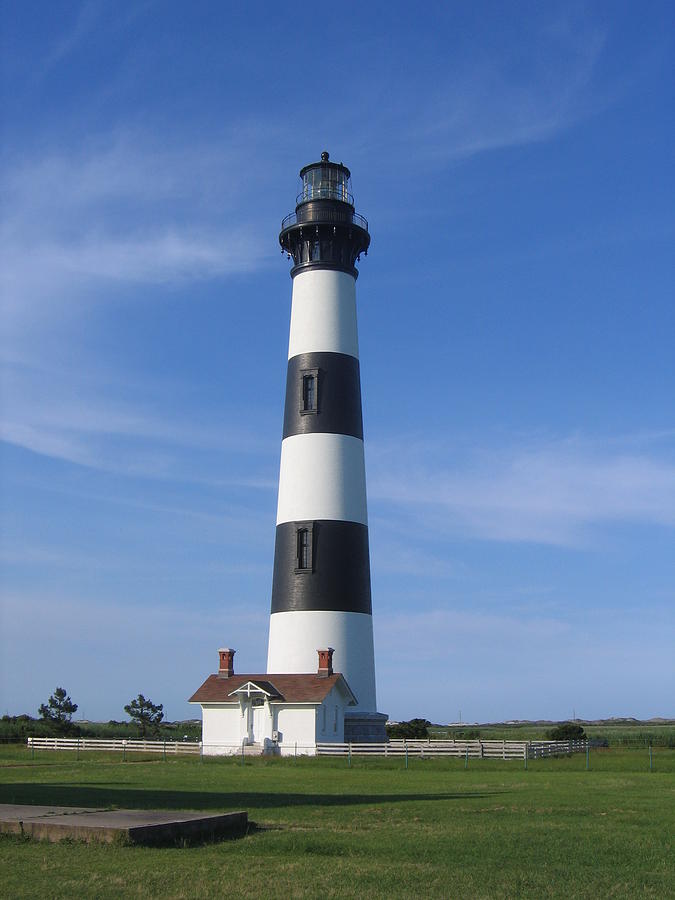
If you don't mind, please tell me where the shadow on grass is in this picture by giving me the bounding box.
[0,783,506,811]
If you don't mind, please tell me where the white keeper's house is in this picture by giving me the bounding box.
[189,648,357,755]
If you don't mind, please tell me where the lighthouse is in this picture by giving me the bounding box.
[267,152,386,741]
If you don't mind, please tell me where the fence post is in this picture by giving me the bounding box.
[76,737,80,761]
[199,741,203,763]
[163,740,166,762]
[122,740,126,763]
[294,741,297,760]
[348,743,352,768]
[524,744,527,770]
[465,747,468,769]
[405,742,408,770]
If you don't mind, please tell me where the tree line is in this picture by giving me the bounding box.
[0,686,202,741]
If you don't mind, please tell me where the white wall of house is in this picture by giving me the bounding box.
[201,704,241,754]
[314,684,349,743]
[274,705,317,751]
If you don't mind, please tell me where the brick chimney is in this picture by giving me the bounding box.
[218,648,235,677]
[317,648,334,677]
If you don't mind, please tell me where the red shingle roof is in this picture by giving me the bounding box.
[188,673,356,705]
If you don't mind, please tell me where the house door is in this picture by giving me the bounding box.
[253,704,266,743]
[246,704,255,744]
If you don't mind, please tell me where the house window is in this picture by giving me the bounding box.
[300,368,319,415]
[295,523,314,573]
[333,705,338,733]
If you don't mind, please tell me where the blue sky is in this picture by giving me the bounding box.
[1,1,673,723]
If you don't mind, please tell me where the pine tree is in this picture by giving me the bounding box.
[38,687,78,734]
[124,694,164,738]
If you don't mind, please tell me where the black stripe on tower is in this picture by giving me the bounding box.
[271,521,372,614]
[283,352,363,440]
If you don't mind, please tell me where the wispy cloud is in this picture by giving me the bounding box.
[352,15,609,171]
[0,131,276,343]
[0,400,273,481]
[369,432,675,546]
[0,357,276,478]
[1,9,616,345]
[39,1,104,73]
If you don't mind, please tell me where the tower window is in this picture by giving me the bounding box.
[300,368,319,415]
[303,374,316,410]
[295,522,314,573]
[298,528,310,569]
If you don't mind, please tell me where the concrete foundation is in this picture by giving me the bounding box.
[0,804,247,845]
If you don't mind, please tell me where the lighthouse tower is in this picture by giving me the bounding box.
[267,152,386,741]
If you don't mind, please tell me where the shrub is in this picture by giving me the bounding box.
[386,718,431,739]
[547,722,586,741]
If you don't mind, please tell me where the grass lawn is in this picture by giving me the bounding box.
[429,723,675,746]
[1,745,673,898]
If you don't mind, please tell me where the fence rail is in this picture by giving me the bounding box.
[528,739,588,758]
[26,737,201,755]
[25,736,588,759]
[317,740,527,759]
[317,739,588,759]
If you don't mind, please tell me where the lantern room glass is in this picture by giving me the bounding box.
[298,165,352,204]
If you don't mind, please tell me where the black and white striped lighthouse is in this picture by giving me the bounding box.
[267,152,386,741]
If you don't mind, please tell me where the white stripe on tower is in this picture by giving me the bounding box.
[276,432,368,526]
[287,269,359,358]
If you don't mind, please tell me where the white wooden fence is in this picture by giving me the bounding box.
[26,736,201,755]
[527,739,588,758]
[317,739,588,759]
[317,740,528,758]
[26,736,587,759]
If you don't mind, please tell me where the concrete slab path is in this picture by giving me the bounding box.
[0,803,248,845]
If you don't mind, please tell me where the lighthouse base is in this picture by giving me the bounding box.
[344,711,388,743]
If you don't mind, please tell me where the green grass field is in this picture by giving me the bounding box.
[428,723,675,746]
[1,745,673,898]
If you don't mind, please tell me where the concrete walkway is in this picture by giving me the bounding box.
[0,803,247,845]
